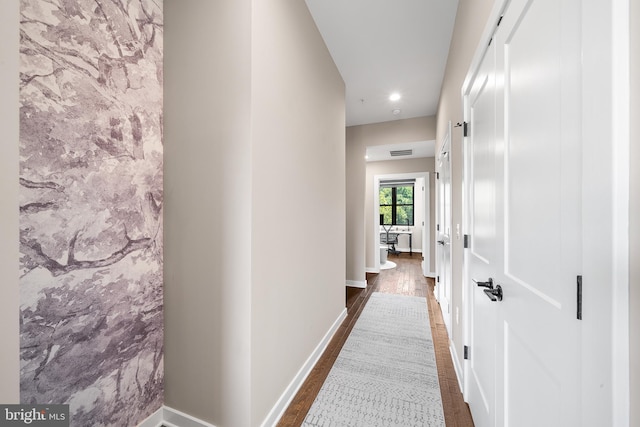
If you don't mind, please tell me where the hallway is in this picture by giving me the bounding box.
[278,253,474,426]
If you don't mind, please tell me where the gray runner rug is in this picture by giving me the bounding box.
[302,292,445,427]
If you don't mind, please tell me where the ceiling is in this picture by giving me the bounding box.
[305,0,459,128]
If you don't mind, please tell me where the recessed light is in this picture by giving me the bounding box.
[389,93,401,102]
[392,109,401,115]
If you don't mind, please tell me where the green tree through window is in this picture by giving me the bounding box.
[380,185,414,226]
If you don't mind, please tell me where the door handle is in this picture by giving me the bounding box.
[473,278,493,289]
[437,240,445,245]
[484,285,503,302]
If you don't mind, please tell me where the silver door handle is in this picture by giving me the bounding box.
[473,278,493,289]
[484,285,503,302]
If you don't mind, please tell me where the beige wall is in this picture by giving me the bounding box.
[345,127,367,284]
[250,1,346,424]
[165,1,345,426]
[435,0,495,366]
[353,116,436,147]
[0,0,19,404]
[365,158,436,270]
[630,0,639,423]
[164,1,252,425]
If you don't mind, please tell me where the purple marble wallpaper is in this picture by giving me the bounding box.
[19,1,163,425]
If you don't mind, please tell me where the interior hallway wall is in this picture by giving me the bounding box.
[250,1,346,424]
[345,127,367,286]
[435,0,495,370]
[630,0,639,423]
[164,1,252,425]
[15,2,164,425]
[165,1,345,425]
[0,0,20,405]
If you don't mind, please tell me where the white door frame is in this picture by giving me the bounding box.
[373,172,430,276]
[436,121,453,335]
[459,0,630,425]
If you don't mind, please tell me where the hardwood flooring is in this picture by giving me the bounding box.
[277,253,474,427]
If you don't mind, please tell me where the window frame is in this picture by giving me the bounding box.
[379,185,415,226]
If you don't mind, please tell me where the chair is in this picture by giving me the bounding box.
[380,227,400,256]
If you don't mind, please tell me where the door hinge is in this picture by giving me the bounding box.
[464,345,470,360]
[436,172,440,179]
[577,275,582,320]
[437,275,440,283]
[463,121,469,137]
[463,234,470,248]
[437,224,440,231]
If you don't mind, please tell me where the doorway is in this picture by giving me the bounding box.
[373,172,430,276]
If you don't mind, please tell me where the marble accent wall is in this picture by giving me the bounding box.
[19,1,163,425]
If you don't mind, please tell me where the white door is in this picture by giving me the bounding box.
[436,123,453,336]
[465,38,498,427]
[465,0,582,426]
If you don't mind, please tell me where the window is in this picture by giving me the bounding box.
[380,183,414,226]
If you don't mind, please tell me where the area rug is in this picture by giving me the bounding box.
[379,260,397,270]
[302,292,445,426]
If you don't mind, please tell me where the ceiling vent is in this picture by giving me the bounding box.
[390,149,413,157]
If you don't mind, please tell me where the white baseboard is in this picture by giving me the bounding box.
[137,309,348,427]
[449,341,464,392]
[365,267,380,274]
[161,406,217,427]
[425,271,436,278]
[259,307,348,427]
[346,279,367,288]
[136,406,217,427]
[395,247,422,254]
[137,406,164,427]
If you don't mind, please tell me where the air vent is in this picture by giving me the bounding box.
[390,149,413,157]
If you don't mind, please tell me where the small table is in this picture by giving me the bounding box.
[380,229,413,255]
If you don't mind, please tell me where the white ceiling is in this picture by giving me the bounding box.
[305,0,459,127]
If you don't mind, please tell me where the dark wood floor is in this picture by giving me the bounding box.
[277,253,475,427]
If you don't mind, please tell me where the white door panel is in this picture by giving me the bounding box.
[465,0,582,426]
[497,1,582,425]
[466,39,497,427]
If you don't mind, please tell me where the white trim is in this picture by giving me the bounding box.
[365,267,380,274]
[136,407,164,427]
[426,271,436,278]
[459,0,507,403]
[611,0,630,425]
[373,172,430,274]
[393,247,422,254]
[461,0,508,97]
[162,406,218,427]
[449,341,464,393]
[260,307,348,427]
[346,280,367,288]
